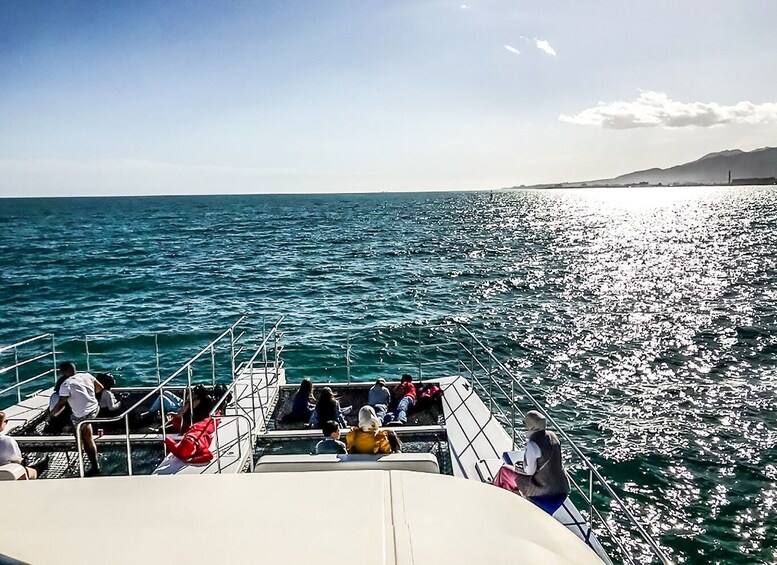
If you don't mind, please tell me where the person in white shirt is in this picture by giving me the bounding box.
[492,410,570,512]
[49,361,103,476]
[0,410,46,479]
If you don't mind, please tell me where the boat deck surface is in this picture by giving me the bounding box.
[0,471,604,565]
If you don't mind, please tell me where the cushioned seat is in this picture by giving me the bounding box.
[254,453,440,474]
[0,463,26,481]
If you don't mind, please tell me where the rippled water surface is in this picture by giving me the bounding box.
[1,187,775,563]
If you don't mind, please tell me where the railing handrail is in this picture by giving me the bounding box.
[74,316,247,476]
[209,317,284,419]
[0,333,53,355]
[457,323,671,564]
[75,316,245,429]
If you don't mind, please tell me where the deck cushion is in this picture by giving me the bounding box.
[254,453,440,474]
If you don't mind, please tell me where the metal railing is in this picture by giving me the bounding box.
[209,316,285,473]
[74,317,247,477]
[456,324,671,565]
[269,321,670,564]
[0,334,57,404]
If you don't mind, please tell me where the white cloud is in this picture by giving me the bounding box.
[559,91,777,129]
[535,39,556,56]
[504,45,520,56]
[460,4,468,9]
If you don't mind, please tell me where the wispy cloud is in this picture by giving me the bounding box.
[535,39,556,56]
[560,91,777,129]
[504,45,520,56]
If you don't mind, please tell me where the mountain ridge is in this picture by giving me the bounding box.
[517,146,777,188]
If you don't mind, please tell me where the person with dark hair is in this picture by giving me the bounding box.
[49,361,103,476]
[95,373,123,417]
[309,387,348,428]
[167,384,215,433]
[315,420,347,454]
[282,378,315,424]
[386,374,416,426]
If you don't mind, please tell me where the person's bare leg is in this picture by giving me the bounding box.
[23,467,38,480]
[81,424,99,475]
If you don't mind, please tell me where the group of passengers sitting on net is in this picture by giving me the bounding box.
[285,373,440,457]
[285,373,424,430]
[314,406,402,456]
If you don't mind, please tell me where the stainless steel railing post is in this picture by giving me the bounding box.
[346,333,351,384]
[417,326,422,380]
[230,329,236,379]
[76,422,85,478]
[51,334,57,385]
[154,333,161,385]
[85,335,91,372]
[14,347,20,403]
[488,350,493,412]
[510,379,516,450]
[214,417,223,474]
[125,414,133,476]
[456,326,461,378]
[186,365,193,430]
[210,345,216,386]
[251,362,257,428]
[588,468,594,531]
[160,386,168,456]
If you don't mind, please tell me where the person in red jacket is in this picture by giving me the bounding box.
[386,374,416,426]
[164,416,219,464]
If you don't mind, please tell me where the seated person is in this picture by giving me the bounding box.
[167,384,215,434]
[309,387,349,429]
[492,411,570,513]
[345,406,400,455]
[367,378,390,421]
[132,389,185,428]
[212,383,232,412]
[148,390,184,414]
[165,416,219,464]
[315,420,347,454]
[282,378,315,424]
[95,373,123,417]
[385,374,416,426]
[0,411,47,479]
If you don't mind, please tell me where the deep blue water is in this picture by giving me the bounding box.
[1,187,775,563]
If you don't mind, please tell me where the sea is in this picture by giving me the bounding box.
[0,186,775,564]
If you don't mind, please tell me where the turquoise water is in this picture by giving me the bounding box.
[1,187,776,563]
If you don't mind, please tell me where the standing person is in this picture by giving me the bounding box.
[367,378,391,422]
[315,420,347,455]
[492,411,570,513]
[386,374,416,426]
[49,362,103,476]
[0,411,47,479]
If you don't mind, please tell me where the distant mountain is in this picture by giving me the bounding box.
[599,146,777,186]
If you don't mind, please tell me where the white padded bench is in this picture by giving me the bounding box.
[0,463,26,481]
[254,453,440,474]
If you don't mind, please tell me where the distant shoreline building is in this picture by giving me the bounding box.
[730,177,777,186]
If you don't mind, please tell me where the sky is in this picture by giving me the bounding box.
[1,0,776,196]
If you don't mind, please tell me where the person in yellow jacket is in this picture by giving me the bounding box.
[346,406,400,454]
